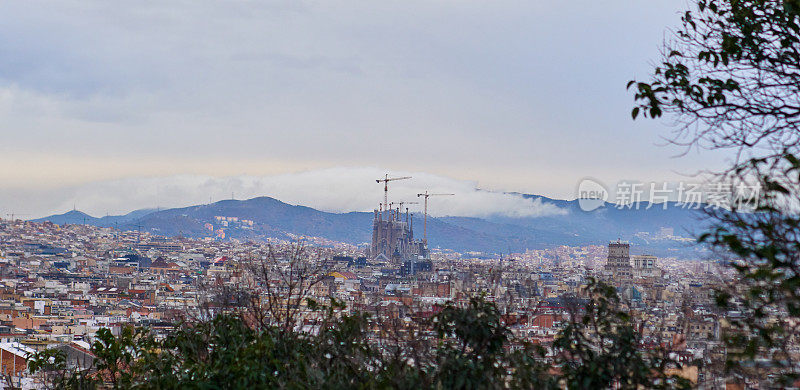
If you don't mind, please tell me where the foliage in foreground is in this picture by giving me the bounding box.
[631,0,800,385]
[29,281,690,390]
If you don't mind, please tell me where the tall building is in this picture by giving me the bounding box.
[606,241,632,280]
[368,207,427,266]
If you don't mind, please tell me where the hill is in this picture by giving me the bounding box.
[34,195,710,257]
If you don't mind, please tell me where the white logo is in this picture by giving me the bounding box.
[577,178,608,211]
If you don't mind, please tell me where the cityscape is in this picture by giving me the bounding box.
[2,0,800,389]
[0,180,740,388]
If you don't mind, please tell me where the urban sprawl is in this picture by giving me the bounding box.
[0,204,739,388]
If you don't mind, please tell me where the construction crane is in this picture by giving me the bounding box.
[416,191,454,242]
[376,174,411,215]
[5,213,29,222]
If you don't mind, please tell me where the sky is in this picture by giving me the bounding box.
[0,1,731,218]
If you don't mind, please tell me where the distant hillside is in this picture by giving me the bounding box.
[34,195,712,257]
[37,210,98,225]
[35,209,158,227]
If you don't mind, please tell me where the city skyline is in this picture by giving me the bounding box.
[1,0,795,386]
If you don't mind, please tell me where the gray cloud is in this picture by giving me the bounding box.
[18,167,567,219]
[0,0,732,213]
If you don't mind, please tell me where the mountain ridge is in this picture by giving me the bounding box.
[33,195,709,257]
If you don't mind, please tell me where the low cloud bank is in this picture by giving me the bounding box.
[45,167,566,219]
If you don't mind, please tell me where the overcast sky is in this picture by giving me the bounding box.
[0,1,731,218]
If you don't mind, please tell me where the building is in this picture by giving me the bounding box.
[368,207,427,266]
[633,254,656,269]
[0,342,33,376]
[605,241,632,280]
[632,254,662,277]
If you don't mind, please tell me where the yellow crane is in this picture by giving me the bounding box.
[416,191,454,242]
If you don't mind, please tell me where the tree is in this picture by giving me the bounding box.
[631,0,800,385]
[552,279,691,390]
[31,282,697,390]
[431,296,557,389]
[629,0,800,166]
[26,326,151,390]
[241,242,327,331]
[27,348,96,390]
[91,327,151,388]
[700,154,800,385]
